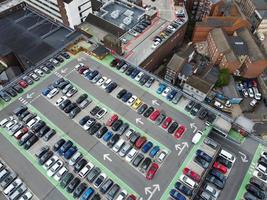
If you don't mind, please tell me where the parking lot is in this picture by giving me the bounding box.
[0,50,262,200]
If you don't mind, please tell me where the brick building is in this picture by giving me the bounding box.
[207,28,267,78]
[164,54,185,84]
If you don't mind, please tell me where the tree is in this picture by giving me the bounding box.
[215,68,231,88]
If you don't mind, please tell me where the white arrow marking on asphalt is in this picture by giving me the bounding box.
[190,123,197,133]
[61,68,68,74]
[145,184,160,200]
[103,154,112,162]
[239,151,248,163]
[136,118,144,125]
[152,99,160,106]
[175,142,189,156]
[26,92,35,99]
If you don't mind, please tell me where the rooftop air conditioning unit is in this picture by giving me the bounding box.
[111,10,120,19]
[123,16,132,25]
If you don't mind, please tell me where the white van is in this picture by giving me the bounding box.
[192,131,203,144]
[180,175,197,188]
[112,139,125,153]
[219,149,236,163]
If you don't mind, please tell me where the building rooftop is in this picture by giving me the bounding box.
[252,0,267,10]
[0,4,80,67]
[210,28,231,53]
[186,75,214,94]
[166,54,185,72]
[236,28,266,61]
[228,36,248,57]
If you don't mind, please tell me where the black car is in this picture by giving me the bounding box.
[246,184,265,199]
[88,123,102,135]
[66,177,81,193]
[18,132,34,146]
[206,174,225,189]
[90,106,101,116]
[59,140,73,155]
[37,125,50,137]
[100,178,113,194]
[143,106,154,118]
[198,108,208,120]
[96,126,108,138]
[79,115,90,126]
[91,194,101,200]
[13,84,23,93]
[132,153,144,167]
[74,159,87,173]
[105,82,117,93]
[190,103,201,116]
[64,103,78,113]
[24,135,38,150]
[73,182,87,198]
[175,181,193,196]
[60,172,74,188]
[217,156,232,168]
[53,78,64,88]
[35,145,49,159]
[61,52,70,59]
[32,120,46,133]
[250,177,267,191]
[137,104,148,115]
[19,111,30,120]
[87,167,101,183]
[185,101,195,112]
[194,155,209,169]
[116,60,126,70]
[69,107,81,119]
[22,76,34,85]
[43,129,56,141]
[76,94,88,104]
[13,105,28,116]
[94,173,106,187]
[55,55,64,63]
[22,113,36,123]
[125,66,135,76]
[167,122,179,134]
[140,157,152,171]
[107,134,120,148]
[5,87,17,97]
[117,89,127,99]
[59,99,71,110]
[53,139,65,151]
[258,157,267,167]
[58,80,70,90]
[107,184,120,200]
[129,132,140,144]
[139,75,149,86]
[118,123,129,135]
[112,119,123,131]
[121,92,132,102]
[39,150,53,165]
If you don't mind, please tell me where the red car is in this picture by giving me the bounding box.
[18,80,28,88]
[146,163,159,180]
[183,167,201,182]
[106,114,118,126]
[15,127,29,140]
[213,162,227,174]
[135,136,147,149]
[78,66,89,74]
[149,110,160,121]
[126,195,137,200]
[174,125,185,139]
[162,117,172,129]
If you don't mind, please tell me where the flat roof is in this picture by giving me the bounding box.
[0,5,80,66]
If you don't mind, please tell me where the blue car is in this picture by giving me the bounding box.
[157,83,166,94]
[79,116,90,126]
[105,82,117,93]
[121,92,132,102]
[149,146,160,158]
[196,149,212,163]
[169,189,186,200]
[58,140,73,156]
[42,87,51,96]
[142,141,153,153]
[86,70,99,80]
[167,90,177,101]
[103,131,113,142]
[130,69,140,79]
[80,187,94,200]
[64,146,77,159]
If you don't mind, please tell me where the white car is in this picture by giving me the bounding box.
[134,72,144,82]
[18,191,33,200]
[96,108,107,119]
[93,173,107,188]
[78,162,94,178]
[43,155,58,170]
[261,152,267,160]
[55,96,67,106]
[69,151,82,166]
[250,99,257,107]
[74,63,84,70]
[66,87,77,97]
[242,89,248,97]
[47,88,59,99]
[6,120,17,130]
[101,78,112,89]
[3,178,22,195]
[83,69,90,76]
[248,88,254,98]
[0,118,9,127]
[47,160,63,177]
[162,87,171,97]
[152,41,160,49]
[96,77,107,86]
[192,130,203,144]
[157,150,168,163]
[112,138,125,152]
[27,116,40,128]
[253,170,267,184]
[50,58,59,66]
[167,25,175,32]
[256,164,267,175]
[34,69,44,77]
[126,95,137,106]
[125,148,137,162]
[54,166,68,181]
[115,190,128,200]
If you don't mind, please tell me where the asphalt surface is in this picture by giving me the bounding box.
[0,52,261,200]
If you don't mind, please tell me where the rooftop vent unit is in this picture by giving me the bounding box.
[123,16,132,25]
[111,10,120,19]
[119,23,126,30]
[124,9,134,17]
